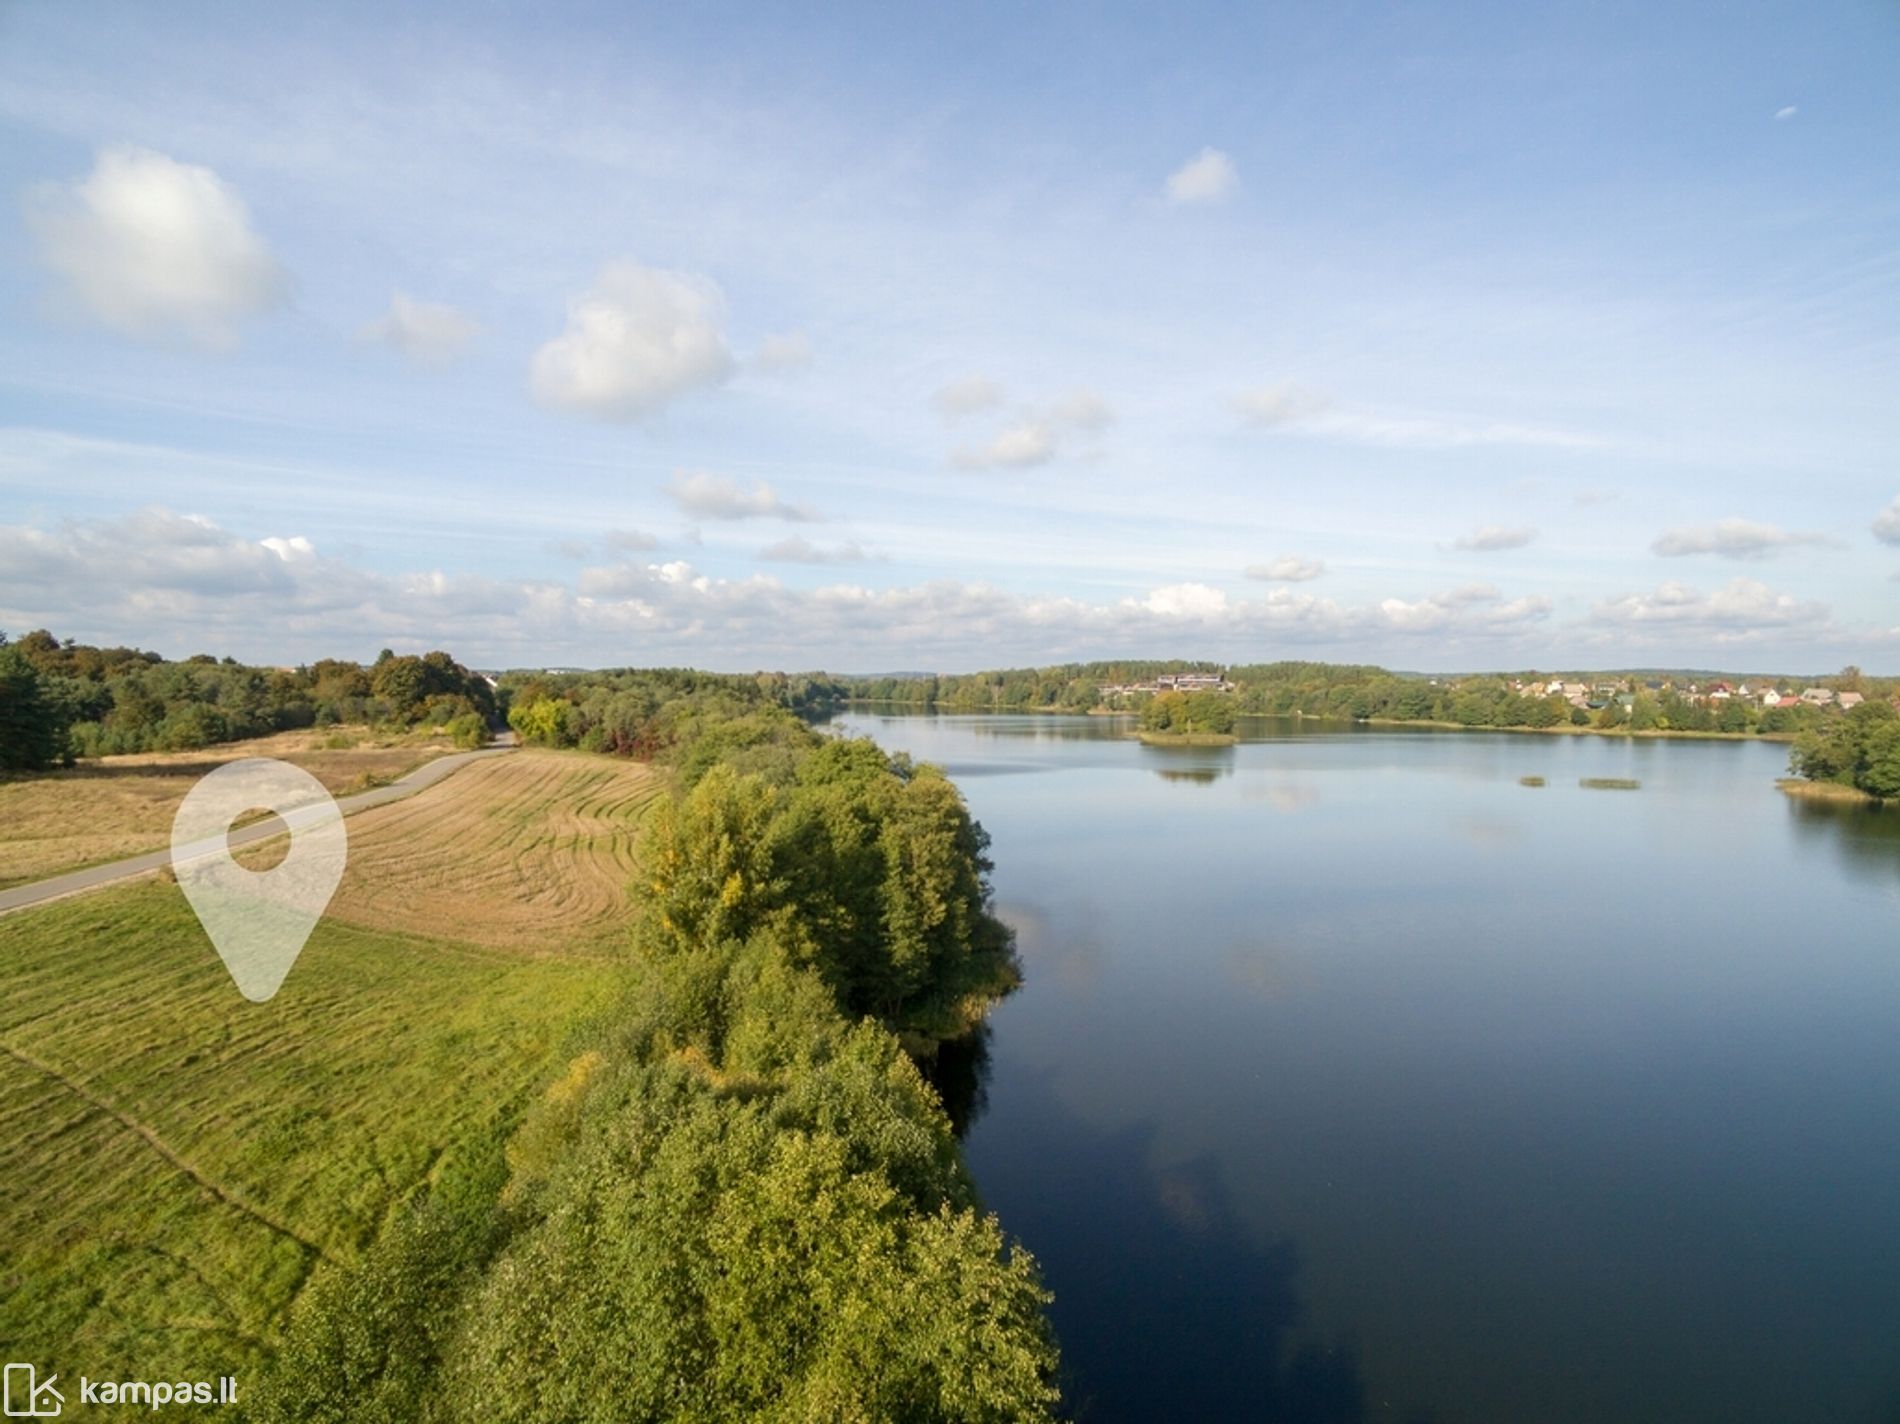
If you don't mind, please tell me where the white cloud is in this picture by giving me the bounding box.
[1453,524,1538,552]
[1590,578,1829,641]
[1376,584,1552,634]
[1051,390,1114,432]
[758,537,871,564]
[665,470,820,522]
[957,422,1058,469]
[1245,556,1325,582]
[1165,147,1237,205]
[603,528,660,554]
[25,146,287,347]
[1231,384,1595,450]
[1651,517,1835,560]
[1775,106,1798,120]
[1575,487,1620,506]
[0,509,1563,668]
[1873,496,1900,546]
[361,292,479,363]
[1232,383,1332,428]
[1132,583,1229,618]
[934,375,1005,418]
[754,332,814,373]
[530,259,733,420]
[953,389,1113,469]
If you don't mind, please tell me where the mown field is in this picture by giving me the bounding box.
[318,750,664,952]
[0,726,460,890]
[0,748,664,1414]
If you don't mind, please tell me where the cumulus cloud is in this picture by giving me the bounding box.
[361,292,479,363]
[954,389,1113,469]
[665,470,820,522]
[1,508,1565,668]
[1165,147,1237,204]
[1051,390,1113,432]
[754,332,814,373]
[1453,525,1538,552]
[1232,384,1332,428]
[1590,578,1829,641]
[1873,496,1900,545]
[758,537,871,564]
[530,259,733,419]
[1131,583,1230,618]
[1376,584,1553,634]
[958,422,1058,469]
[603,528,660,554]
[1245,556,1325,582]
[934,375,1005,418]
[25,146,287,347]
[1651,517,1835,560]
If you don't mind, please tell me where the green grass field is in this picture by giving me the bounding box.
[0,877,614,1403]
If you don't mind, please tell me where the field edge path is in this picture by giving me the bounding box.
[0,738,518,919]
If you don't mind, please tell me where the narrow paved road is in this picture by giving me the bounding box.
[0,737,518,919]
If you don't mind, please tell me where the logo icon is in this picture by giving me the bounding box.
[3,1364,62,1418]
[171,758,348,1002]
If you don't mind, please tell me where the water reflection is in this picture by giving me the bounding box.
[1784,798,1900,889]
[1154,766,1229,785]
[972,1068,1442,1424]
[921,1024,993,1140]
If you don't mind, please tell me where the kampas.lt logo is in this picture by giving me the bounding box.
[3,1364,61,1418]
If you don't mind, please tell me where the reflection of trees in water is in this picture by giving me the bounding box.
[920,1023,993,1140]
[1154,766,1229,785]
[1785,800,1900,886]
[983,1070,1444,1424]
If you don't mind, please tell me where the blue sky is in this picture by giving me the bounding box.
[2,0,1896,671]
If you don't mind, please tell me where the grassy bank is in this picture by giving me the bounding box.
[1776,777,1897,806]
[1135,729,1238,746]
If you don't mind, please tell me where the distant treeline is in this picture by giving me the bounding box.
[250,686,1059,1420]
[0,629,495,770]
[848,661,1223,711]
[500,667,846,765]
[843,659,1895,738]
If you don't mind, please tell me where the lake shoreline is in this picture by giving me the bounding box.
[1776,777,1897,806]
[841,700,1801,744]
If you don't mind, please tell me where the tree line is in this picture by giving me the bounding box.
[839,658,1893,739]
[1790,699,1900,799]
[0,630,496,770]
[248,695,1059,1422]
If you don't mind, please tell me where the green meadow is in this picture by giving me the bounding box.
[0,878,609,1399]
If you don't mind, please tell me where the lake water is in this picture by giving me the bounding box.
[831,711,1900,1424]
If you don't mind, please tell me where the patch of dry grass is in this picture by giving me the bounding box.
[317,749,665,952]
[0,726,456,889]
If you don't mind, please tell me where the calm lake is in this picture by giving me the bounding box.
[831,711,1900,1424]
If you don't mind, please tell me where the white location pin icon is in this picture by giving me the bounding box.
[171,758,348,1001]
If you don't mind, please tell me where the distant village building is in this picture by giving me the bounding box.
[1099,672,1232,698]
[1837,691,1864,709]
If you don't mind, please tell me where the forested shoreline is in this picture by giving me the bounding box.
[245,676,1059,1421]
[840,659,1899,746]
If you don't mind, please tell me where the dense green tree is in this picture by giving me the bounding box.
[0,640,72,770]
